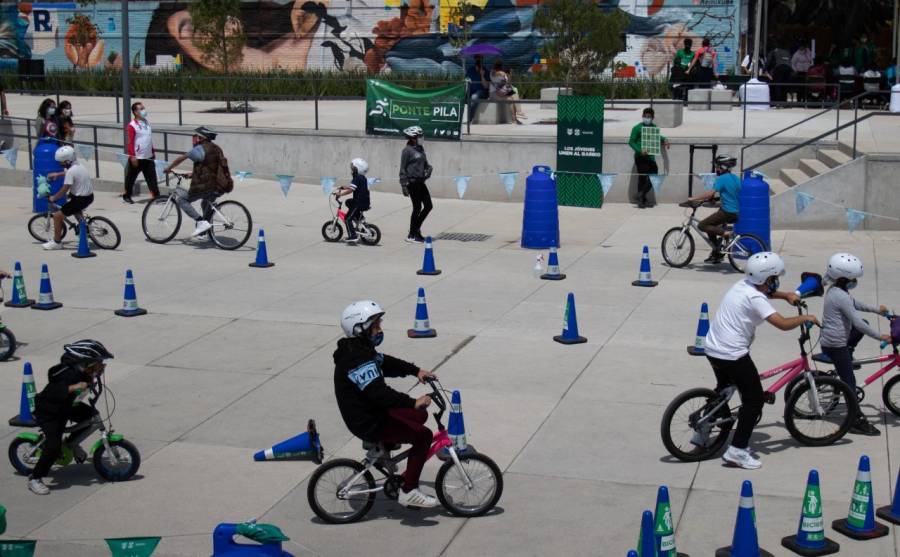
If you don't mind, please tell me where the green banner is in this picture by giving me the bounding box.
[105,537,160,557]
[556,96,605,208]
[365,79,465,140]
[0,540,36,557]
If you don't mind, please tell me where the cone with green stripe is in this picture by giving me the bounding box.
[654,486,689,556]
[832,455,889,540]
[781,470,839,556]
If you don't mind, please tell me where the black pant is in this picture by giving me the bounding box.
[708,354,764,450]
[699,209,739,251]
[345,199,367,239]
[408,180,432,238]
[634,154,658,204]
[822,326,866,391]
[123,158,160,198]
[31,403,98,479]
[772,65,792,103]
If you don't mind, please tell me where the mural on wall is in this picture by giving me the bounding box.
[0,0,739,77]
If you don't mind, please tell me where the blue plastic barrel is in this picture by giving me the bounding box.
[521,165,559,249]
[32,138,64,213]
[735,170,771,252]
[211,523,293,557]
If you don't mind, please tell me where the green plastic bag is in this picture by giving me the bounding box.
[0,540,36,557]
[36,176,51,198]
[104,536,160,557]
[235,522,289,543]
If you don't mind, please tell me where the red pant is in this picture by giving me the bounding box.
[376,407,432,491]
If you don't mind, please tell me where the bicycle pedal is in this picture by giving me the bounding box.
[763,392,776,405]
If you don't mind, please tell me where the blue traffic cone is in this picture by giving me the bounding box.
[686,303,710,356]
[554,292,587,344]
[654,486,689,556]
[8,362,37,427]
[781,470,840,556]
[632,245,658,287]
[416,236,441,275]
[540,247,566,280]
[253,419,323,464]
[4,262,33,307]
[440,390,475,459]
[407,287,437,338]
[114,269,147,317]
[71,220,96,258]
[832,455,890,539]
[876,467,900,524]
[637,510,656,557]
[716,481,774,557]
[31,263,62,310]
[628,552,639,557]
[249,229,275,268]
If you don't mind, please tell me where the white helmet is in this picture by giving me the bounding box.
[351,158,368,175]
[745,251,786,285]
[341,300,385,338]
[54,145,76,163]
[825,253,863,282]
[403,126,424,138]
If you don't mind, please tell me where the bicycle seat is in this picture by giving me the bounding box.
[8,415,37,427]
[811,353,832,364]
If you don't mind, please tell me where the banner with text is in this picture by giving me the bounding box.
[556,96,605,208]
[365,80,465,140]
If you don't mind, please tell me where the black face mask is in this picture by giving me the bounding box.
[765,277,780,295]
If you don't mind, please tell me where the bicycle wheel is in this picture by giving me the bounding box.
[661,387,734,462]
[882,374,900,417]
[727,233,767,273]
[209,200,252,250]
[436,453,503,517]
[93,439,140,481]
[783,370,837,405]
[661,227,695,268]
[359,223,381,246]
[307,459,375,524]
[141,197,181,243]
[28,214,67,243]
[321,220,343,242]
[784,376,854,446]
[8,437,40,476]
[0,327,16,361]
[87,217,121,250]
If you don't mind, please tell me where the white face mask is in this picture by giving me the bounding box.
[62,109,71,116]
[47,107,56,116]
[139,109,148,118]
[642,117,653,125]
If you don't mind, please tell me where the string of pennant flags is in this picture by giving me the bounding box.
[794,189,900,233]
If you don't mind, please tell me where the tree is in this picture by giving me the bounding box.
[189,0,246,110]
[533,0,629,89]
[446,0,478,76]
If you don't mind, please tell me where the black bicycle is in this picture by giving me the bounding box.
[0,276,17,361]
[28,200,121,250]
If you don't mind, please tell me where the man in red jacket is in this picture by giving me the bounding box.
[122,101,160,204]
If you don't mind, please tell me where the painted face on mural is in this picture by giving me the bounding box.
[640,23,698,77]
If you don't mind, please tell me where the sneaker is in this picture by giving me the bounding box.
[28,478,50,495]
[345,236,359,244]
[722,446,761,470]
[690,428,711,448]
[405,236,417,243]
[411,235,425,244]
[850,418,881,436]
[397,487,438,508]
[704,253,723,264]
[122,195,134,204]
[192,220,212,237]
[42,240,62,250]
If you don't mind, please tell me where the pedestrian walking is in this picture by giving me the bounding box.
[122,101,160,203]
[399,125,433,243]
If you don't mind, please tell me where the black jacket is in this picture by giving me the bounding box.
[34,363,89,420]
[333,337,419,441]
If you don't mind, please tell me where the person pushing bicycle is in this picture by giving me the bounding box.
[334,300,439,508]
[686,154,741,264]
[703,252,818,470]
[42,146,93,251]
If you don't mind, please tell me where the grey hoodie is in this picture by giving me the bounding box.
[820,286,881,348]
[399,144,432,186]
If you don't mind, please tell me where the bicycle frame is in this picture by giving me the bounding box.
[851,351,900,389]
[677,205,743,253]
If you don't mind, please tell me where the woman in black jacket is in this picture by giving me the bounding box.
[399,125,433,243]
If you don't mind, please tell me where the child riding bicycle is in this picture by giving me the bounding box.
[704,252,818,470]
[333,158,371,244]
[42,145,92,251]
[686,154,741,264]
[334,300,438,508]
[820,253,892,436]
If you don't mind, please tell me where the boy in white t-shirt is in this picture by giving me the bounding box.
[43,146,93,250]
[703,252,818,470]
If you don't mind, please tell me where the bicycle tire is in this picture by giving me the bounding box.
[209,200,252,250]
[359,224,381,246]
[87,216,121,250]
[882,374,900,417]
[93,439,141,481]
[8,437,40,476]
[307,459,375,524]
[727,233,767,273]
[321,221,343,242]
[28,214,68,243]
[436,452,503,517]
[784,376,854,446]
[141,197,181,244]
[0,327,16,361]
[661,227,695,268]
[783,370,836,405]
[660,387,734,462]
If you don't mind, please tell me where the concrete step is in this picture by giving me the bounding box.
[818,148,852,168]
[779,168,811,187]
[798,158,831,177]
[766,178,790,196]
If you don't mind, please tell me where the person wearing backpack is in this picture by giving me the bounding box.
[687,37,717,87]
[767,41,793,104]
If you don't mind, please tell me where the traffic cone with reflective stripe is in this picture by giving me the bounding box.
[832,455,889,540]
[4,262,33,308]
[632,245,658,287]
[636,510,656,557]
[71,220,96,258]
[716,480,774,557]
[540,247,566,280]
[654,486,689,556]
[628,552,638,557]
[407,287,436,338]
[249,229,275,268]
[445,390,475,456]
[686,303,709,356]
[876,467,900,525]
[554,292,587,344]
[416,236,441,275]
[253,420,323,464]
[31,263,62,310]
[10,362,36,426]
[781,470,840,556]
[114,269,147,317]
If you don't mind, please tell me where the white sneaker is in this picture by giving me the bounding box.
[397,487,438,508]
[42,240,62,250]
[722,446,761,470]
[192,220,212,237]
[28,478,50,495]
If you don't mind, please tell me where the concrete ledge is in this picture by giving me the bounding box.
[653,102,683,128]
[709,89,733,111]
[540,87,572,109]
[687,89,709,110]
[472,97,513,125]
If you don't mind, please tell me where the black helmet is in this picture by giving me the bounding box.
[714,154,737,169]
[193,126,217,140]
[62,339,114,365]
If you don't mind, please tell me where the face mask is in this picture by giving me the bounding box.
[139,109,148,118]
[371,331,384,347]
[192,136,201,146]
[47,107,56,116]
[766,277,780,295]
[846,279,857,290]
[642,117,653,125]
[62,109,71,116]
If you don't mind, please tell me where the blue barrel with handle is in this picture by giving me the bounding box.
[32,138,64,213]
[735,170,771,252]
[521,165,559,249]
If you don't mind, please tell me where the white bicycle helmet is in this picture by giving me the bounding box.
[403,126,424,138]
[745,252,786,285]
[341,300,385,338]
[825,253,863,282]
[54,145,76,163]
[351,158,369,175]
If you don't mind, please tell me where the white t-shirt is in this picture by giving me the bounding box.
[705,279,776,360]
[64,163,92,197]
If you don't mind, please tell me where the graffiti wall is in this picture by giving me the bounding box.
[0,0,740,77]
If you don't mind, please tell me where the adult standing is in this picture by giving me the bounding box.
[670,38,694,100]
[854,34,875,73]
[398,125,432,243]
[790,42,814,102]
[35,99,57,140]
[628,107,669,209]
[687,37,717,87]
[122,101,160,204]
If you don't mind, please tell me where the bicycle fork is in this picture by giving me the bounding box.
[802,373,827,417]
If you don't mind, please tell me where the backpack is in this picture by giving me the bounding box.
[214,147,234,194]
[700,48,714,68]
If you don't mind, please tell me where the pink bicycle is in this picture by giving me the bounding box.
[661,301,856,462]
[306,378,502,523]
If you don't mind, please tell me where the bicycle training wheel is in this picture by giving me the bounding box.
[0,327,16,361]
[93,439,141,481]
[436,453,503,517]
[359,224,381,246]
[660,387,734,462]
[141,197,181,243]
[307,459,376,524]
[28,214,67,243]
[321,220,343,242]
[209,200,252,250]
[728,233,767,273]
[784,376,854,446]
[87,217,121,250]
[882,374,900,417]
[661,228,695,268]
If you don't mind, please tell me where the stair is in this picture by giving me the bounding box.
[798,158,830,177]
[779,168,811,187]
[766,178,790,195]
[763,146,856,195]
[818,149,851,168]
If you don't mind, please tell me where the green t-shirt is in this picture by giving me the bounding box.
[628,122,667,159]
[673,49,694,70]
